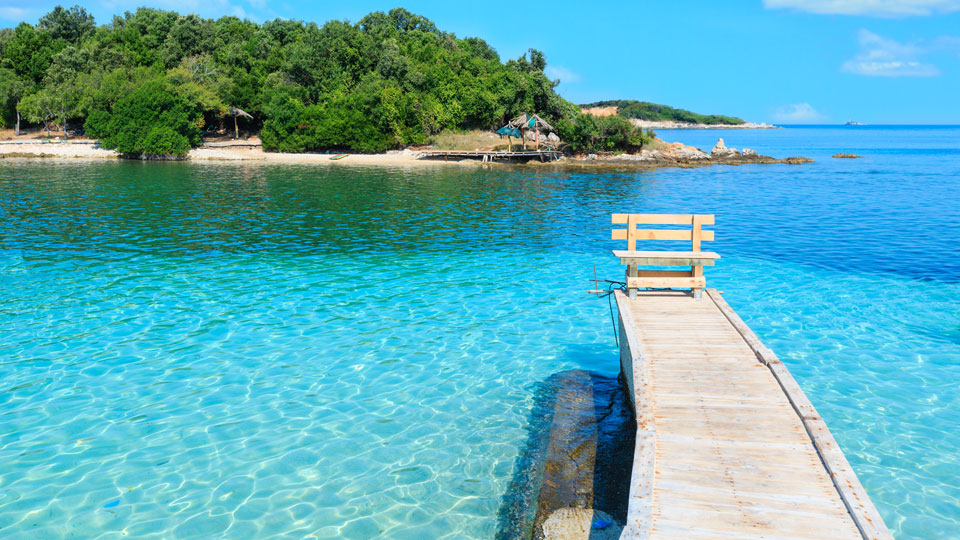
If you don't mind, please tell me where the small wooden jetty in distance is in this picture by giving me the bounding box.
[418,149,562,163]
[609,214,892,540]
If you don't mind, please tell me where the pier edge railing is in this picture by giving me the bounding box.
[615,290,655,539]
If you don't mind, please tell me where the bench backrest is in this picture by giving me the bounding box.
[611,214,715,251]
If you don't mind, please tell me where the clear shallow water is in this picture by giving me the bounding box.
[1,126,958,539]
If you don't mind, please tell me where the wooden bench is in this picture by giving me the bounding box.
[612,214,720,299]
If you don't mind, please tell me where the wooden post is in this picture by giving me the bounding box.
[627,214,639,299]
[627,264,638,299]
[521,127,526,150]
[692,215,704,300]
[234,116,239,139]
[536,128,540,150]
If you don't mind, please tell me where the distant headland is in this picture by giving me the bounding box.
[580,100,779,129]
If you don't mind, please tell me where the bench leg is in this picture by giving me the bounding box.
[692,264,704,300]
[627,265,638,299]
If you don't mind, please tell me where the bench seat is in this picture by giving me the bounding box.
[613,250,721,266]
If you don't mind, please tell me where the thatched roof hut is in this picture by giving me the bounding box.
[508,113,553,132]
[228,107,253,119]
[226,107,253,139]
[506,113,554,150]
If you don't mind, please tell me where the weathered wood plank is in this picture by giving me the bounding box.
[626,276,706,289]
[612,214,715,225]
[613,250,720,259]
[622,257,717,267]
[612,229,716,242]
[635,270,694,279]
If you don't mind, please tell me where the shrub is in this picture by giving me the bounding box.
[93,79,202,156]
[82,109,111,138]
[261,94,308,152]
[556,113,649,153]
[141,126,191,156]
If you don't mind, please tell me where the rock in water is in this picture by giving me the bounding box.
[742,148,758,157]
[493,370,635,540]
[542,508,623,540]
[659,141,709,160]
[711,137,741,158]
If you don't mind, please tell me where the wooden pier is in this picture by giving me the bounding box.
[606,214,892,540]
[418,149,562,162]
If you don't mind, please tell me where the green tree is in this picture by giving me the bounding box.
[42,45,90,136]
[38,5,95,43]
[1,23,62,84]
[19,89,60,137]
[0,68,29,132]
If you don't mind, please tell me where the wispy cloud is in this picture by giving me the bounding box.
[933,35,960,55]
[764,0,960,17]
[842,29,939,76]
[773,103,827,122]
[0,7,31,22]
[99,0,251,19]
[544,65,582,84]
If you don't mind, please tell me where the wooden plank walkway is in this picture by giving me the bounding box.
[418,149,562,162]
[616,289,892,540]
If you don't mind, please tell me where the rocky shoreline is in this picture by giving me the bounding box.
[574,138,812,168]
[0,137,812,169]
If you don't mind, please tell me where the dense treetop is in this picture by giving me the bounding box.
[0,6,650,156]
[581,100,745,125]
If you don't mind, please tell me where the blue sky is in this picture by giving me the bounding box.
[3,0,960,123]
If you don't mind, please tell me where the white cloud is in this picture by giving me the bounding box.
[842,29,940,76]
[0,7,31,21]
[764,0,960,16]
[773,103,827,122]
[544,65,582,84]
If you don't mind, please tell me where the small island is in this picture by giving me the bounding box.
[0,6,802,167]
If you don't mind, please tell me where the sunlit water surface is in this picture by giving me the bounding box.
[1,126,958,539]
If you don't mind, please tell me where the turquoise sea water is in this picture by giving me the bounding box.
[1,125,958,539]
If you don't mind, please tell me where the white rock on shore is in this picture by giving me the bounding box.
[711,138,741,158]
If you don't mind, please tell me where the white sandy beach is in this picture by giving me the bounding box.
[0,140,466,166]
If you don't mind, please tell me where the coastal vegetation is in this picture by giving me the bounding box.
[581,99,745,125]
[0,5,655,156]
